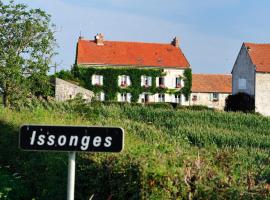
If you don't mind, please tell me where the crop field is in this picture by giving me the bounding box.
[0,102,270,199]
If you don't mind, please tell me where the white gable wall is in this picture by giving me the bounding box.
[255,73,270,116]
[232,45,255,95]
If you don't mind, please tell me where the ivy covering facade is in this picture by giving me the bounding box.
[71,65,192,102]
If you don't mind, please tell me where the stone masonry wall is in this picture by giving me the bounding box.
[190,92,230,110]
[255,73,270,116]
[54,78,94,102]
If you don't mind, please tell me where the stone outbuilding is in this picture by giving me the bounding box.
[232,43,270,116]
[53,78,94,102]
[191,74,232,110]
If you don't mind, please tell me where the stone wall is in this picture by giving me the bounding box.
[255,73,270,116]
[232,44,255,95]
[54,78,94,102]
[190,92,230,110]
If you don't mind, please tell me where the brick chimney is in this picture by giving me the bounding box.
[171,37,179,48]
[95,33,104,45]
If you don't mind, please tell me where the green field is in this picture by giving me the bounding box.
[0,102,270,199]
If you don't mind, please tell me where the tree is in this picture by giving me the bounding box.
[224,92,255,113]
[0,0,56,107]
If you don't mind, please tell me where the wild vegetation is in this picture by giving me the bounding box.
[0,101,270,199]
[0,0,56,107]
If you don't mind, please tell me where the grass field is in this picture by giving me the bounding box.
[0,102,270,199]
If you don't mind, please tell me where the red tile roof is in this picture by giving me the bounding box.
[192,74,232,93]
[76,39,190,68]
[244,43,270,72]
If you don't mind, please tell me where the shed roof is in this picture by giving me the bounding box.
[192,74,232,93]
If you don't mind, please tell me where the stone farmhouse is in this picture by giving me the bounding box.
[232,43,270,116]
[75,33,191,104]
[191,74,232,110]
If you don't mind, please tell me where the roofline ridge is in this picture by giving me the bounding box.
[244,42,270,45]
[193,73,232,76]
[79,38,176,46]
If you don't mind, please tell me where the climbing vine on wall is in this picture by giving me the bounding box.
[69,65,192,102]
[180,68,192,98]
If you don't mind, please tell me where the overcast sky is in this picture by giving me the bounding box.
[10,0,270,73]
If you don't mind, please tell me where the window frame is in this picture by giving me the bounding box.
[176,77,181,88]
[158,93,165,102]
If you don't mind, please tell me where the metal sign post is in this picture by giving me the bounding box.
[19,125,124,200]
[67,152,76,200]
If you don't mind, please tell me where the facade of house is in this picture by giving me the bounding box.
[232,43,270,116]
[191,74,232,110]
[75,33,191,104]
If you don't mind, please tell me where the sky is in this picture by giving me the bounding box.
[8,0,270,74]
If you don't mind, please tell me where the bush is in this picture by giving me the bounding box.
[176,105,215,111]
[225,92,255,113]
[55,70,75,81]
[144,102,173,109]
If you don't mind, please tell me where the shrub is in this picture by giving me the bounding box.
[176,105,215,111]
[144,102,173,109]
[225,92,255,113]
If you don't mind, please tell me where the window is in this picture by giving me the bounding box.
[212,93,219,101]
[118,93,131,102]
[158,77,165,88]
[184,96,189,102]
[176,77,181,88]
[119,75,130,87]
[96,92,105,101]
[192,95,197,101]
[238,78,246,90]
[141,76,152,87]
[175,94,181,103]
[121,93,128,102]
[142,93,150,103]
[92,75,103,86]
[158,93,165,102]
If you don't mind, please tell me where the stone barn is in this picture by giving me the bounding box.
[232,43,270,116]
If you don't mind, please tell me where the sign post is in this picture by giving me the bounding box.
[67,152,76,200]
[19,125,124,200]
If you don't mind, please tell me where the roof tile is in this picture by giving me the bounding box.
[76,39,190,68]
[192,74,232,93]
[244,43,270,72]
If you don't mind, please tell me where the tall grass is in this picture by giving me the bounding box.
[0,103,270,199]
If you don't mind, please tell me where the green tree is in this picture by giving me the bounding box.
[0,0,56,107]
[181,68,192,99]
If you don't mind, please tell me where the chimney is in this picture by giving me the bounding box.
[171,37,179,48]
[79,36,85,40]
[95,33,104,45]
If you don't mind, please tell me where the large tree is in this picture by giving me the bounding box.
[0,0,56,107]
